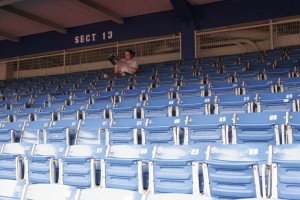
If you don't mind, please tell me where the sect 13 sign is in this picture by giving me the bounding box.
[74,31,113,44]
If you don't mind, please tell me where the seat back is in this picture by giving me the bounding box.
[103,145,153,193]
[61,144,107,188]
[185,114,233,144]
[233,112,287,144]
[25,143,67,184]
[271,144,300,200]
[22,120,51,143]
[21,184,79,200]
[204,144,270,199]
[76,118,111,144]
[149,145,207,194]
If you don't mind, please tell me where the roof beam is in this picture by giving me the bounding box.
[1,5,67,34]
[0,30,20,42]
[76,0,124,24]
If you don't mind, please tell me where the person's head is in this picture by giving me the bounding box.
[124,49,135,61]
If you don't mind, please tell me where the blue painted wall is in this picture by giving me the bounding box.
[1,0,300,60]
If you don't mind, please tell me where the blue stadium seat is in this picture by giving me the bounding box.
[25,143,67,184]
[61,144,107,188]
[44,119,80,145]
[204,144,269,199]
[232,112,287,144]
[178,96,213,115]
[35,106,62,121]
[108,118,146,144]
[146,193,208,200]
[14,107,40,122]
[264,68,292,79]
[257,92,299,112]
[177,84,208,98]
[22,120,51,143]
[103,145,153,193]
[110,101,143,119]
[83,102,113,119]
[78,188,143,200]
[280,77,300,92]
[120,88,146,102]
[58,104,86,120]
[142,99,177,118]
[242,79,276,94]
[21,184,78,200]
[234,70,262,82]
[208,82,241,96]
[286,112,300,144]
[0,143,33,180]
[184,114,232,144]
[146,86,177,100]
[76,118,110,145]
[215,94,255,114]
[0,121,25,143]
[0,179,25,199]
[270,144,300,200]
[206,73,231,84]
[142,116,187,145]
[149,145,207,195]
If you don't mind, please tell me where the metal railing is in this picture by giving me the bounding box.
[4,34,181,73]
[195,16,300,58]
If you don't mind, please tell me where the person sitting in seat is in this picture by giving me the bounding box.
[103,49,138,78]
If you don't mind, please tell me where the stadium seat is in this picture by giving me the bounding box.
[14,107,40,122]
[149,145,207,194]
[22,120,51,143]
[280,77,300,92]
[178,96,213,115]
[208,82,241,96]
[58,104,86,120]
[78,188,142,200]
[76,118,110,145]
[141,116,186,144]
[242,79,276,94]
[110,101,143,119]
[141,99,177,118]
[60,144,107,188]
[21,184,78,200]
[177,84,208,98]
[35,106,62,121]
[0,121,25,143]
[184,114,232,144]
[214,94,256,114]
[232,112,287,144]
[0,143,33,180]
[107,118,145,144]
[286,112,300,143]
[0,179,25,199]
[146,86,177,99]
[83,102,113,119]
[204,144,269,199]
[146,193,209,200]
[44,119,80,145]
[25,143,67,184]
[270,144,300,200]
[256,92,299,112]
[103,145,153,193]
[119,88,146,102]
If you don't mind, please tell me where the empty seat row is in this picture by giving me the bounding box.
[0,143,300,199]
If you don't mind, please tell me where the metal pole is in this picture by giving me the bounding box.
[270,19,274,50]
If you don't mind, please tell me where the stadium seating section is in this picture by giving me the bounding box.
[0,47,300,199]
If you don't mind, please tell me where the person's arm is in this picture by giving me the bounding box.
[114,65,121,73]
[123,64,138,74]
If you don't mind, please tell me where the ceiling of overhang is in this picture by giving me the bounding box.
[0,0,222,42]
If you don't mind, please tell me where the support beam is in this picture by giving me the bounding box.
[1,5,67,34]
[76,0,124,24]
[0,31,20,42]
